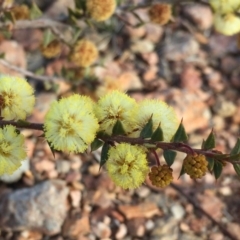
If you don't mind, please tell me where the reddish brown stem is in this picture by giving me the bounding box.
[152,150,161,166]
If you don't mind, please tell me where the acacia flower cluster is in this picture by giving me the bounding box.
[0,74,35,120]
[40,39,62,59]
[94,90,179,189]
[0,75,34,176]
[148,3,172,25]
[70,39,98,68]
[44,94,99,153]
[0,124,27,175]
[210,0,240,35]
[86,0,116,22]
[129,99,178,141]
[183,154,208,179]
[106,143,149,189]
[1,77,235,190]
[94,91,138,135]
[11,4,30,20]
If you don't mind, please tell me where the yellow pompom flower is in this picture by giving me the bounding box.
[94,90,138,135]
[209,0,240,14]
[149,165,173,188]
[106,143,149,189]
[213,13,240,36]
[0,74,35,120]
[183,153,208,179]
[0,125,27,175]
[11,4,30,20]
[148,3,172,25]
[86,0,116,22]
[40,40,61,59]
[44,94,99,153]
[129,99,178,141]
[70,39,98,68]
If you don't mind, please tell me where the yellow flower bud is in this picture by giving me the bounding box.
[148,3,172,25]
[183,154,208,179]
[86,0,116,22]
[70,39,98,68]
[11,4,30,20]
[40,40,61,59]
[149,164,173,187]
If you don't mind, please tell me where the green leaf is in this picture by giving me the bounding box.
[112,120,126,136]
[233,163,240,177]
[140,116,153,138]
[75,0,86,10]
[151,125,163,142]
[203,129,215,150]
[231,138,240,155]
[35,67,45,75]
[71,27,82,45]
[43,29,55,47]
[16,119,30,128]
[213,161,223,180]
[178,164,186,179]
[3,11,15,23]
[100,143,110,169]
[91,138,103,152]
[1,30,12,39]
[163,150,176,166]
[46,140,55,158]
[173,121,188,142]
[224,153,240,162]
[131,11,144,25]
[30,2,42,19]
[206,157,214,171]
[201,139,206,149]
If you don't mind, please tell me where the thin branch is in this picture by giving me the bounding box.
[0,19,69,30]
[0,120,237,162]
[119,0,207,11]
[170,183,238,240]
[0,19,73,47]
[0,59,61,82]
[0,120,43,131]
[152,150,161,166]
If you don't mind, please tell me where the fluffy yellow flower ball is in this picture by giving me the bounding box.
[0,125,27,175]
[86,0,116,22]
[94,90,138,135]
[148,3,172,25]
[70,39,98,68]
[129,99,178,141]
[44,94,99,153]
[213,13,240,36]
[209,0,240,14]
[106,143,149,189]
[40,40,61,59]
[0,74,35,120]
[11,4,30,20]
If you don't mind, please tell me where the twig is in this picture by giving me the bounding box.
[0,59,60,82]
[119,0,207,11]
[0,19,73,47]
[170,183,238,240]
[0,120,237,162]
[0,19,69,30]
[0,120,43,131]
